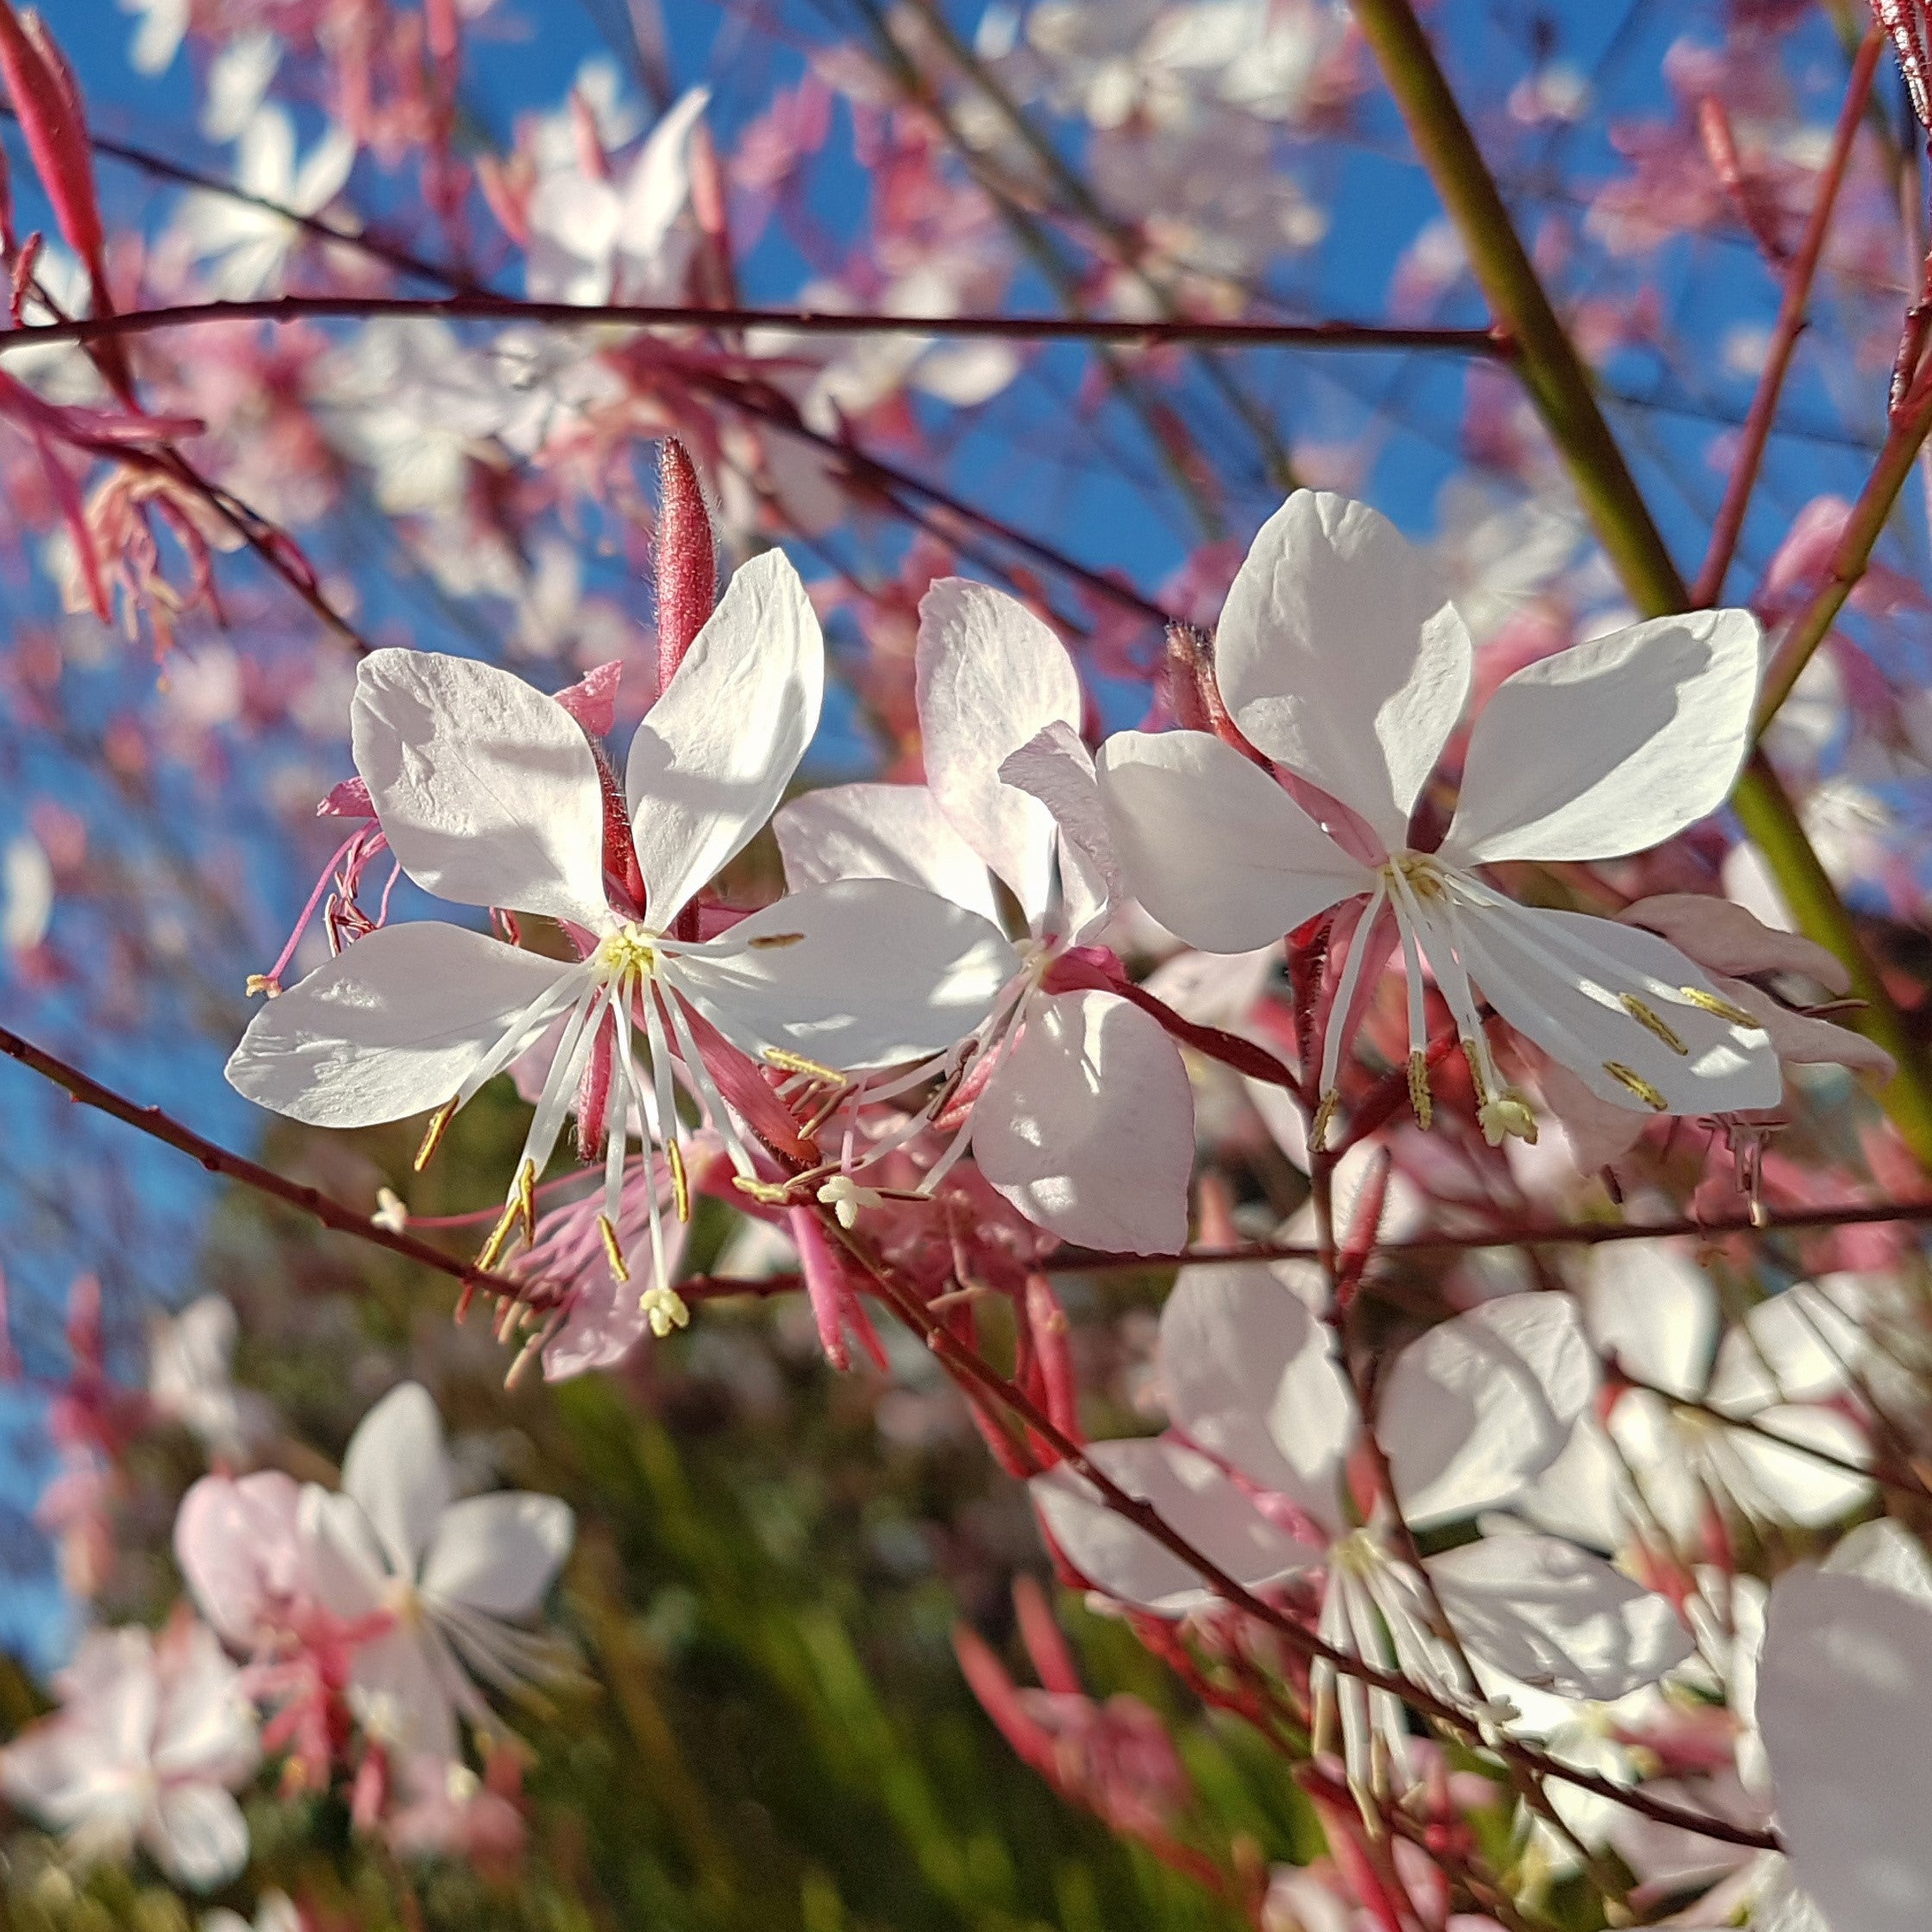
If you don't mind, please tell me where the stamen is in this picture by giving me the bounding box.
[1678,986,1765,1030]
[415,1096,459,1172]
[667,1138,690,1224]
[1309,1088,1341,1151]
[515,1157,537,1246]
[1460,1037,1490,1107]
[597,1213,630,1283]
[733,1174,795,1205]
[640,1284,691,1339]
[764,1045,845,1082]
[746,931,806,950]
[1620,994,1689,1056]
[245,974,280,998]
[476,1161,535,1272]
[1407,1050,1433,1131]
[1603,1061,1669,1110]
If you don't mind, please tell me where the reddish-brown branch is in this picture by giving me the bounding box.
[0,1020,531,1297]
[1692,28,1885,606]
[0,291,1509,358]
[1040,1191,1932,1272]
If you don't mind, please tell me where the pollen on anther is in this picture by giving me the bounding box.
[1678,986,1764,1030]
[765,1045,845,1083]
[597,1212,630,1283]
[1620,994,1689,1056]
[667,1139,691,1223]
[1603,1061,1668,1111]
[1407,1050,1433,1131]
[415,1095,460,1172]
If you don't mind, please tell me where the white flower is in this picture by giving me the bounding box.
[298,1383,574,1760]
[775,579,1194,1252]
[1031,1265,1690,1790]
[1757,1522,1932,1932]
[1520,1247,1874,1552]
[0,1620,260,1890]
[179,106,355,298]
[228,550,1014,1299]
[203,1892,299,1932]
[147,1295,275,1462]
[1095,491,1781,1148]
[120,0,187,75]
[526,87,709,305]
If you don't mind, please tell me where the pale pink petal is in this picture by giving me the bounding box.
[916,578,1081,925]
[971,988,1194,1251]
[1426,1535,1691,1698]
[1620,894,1851,994]
[421,1493,574,1619]
[1214,492,1471,844]
[1095,730,1369,952]
[1155,1260,1352,1534]
[666,878,1017,1070]
[774,781,1001,923]
[342,1383,452,1580]
[1443,611,1761,866]
[173,1471,307,1648]
[1380,1293,1595,1527]
[1760,1568,1932,1932]
[1031,1437,1319,1616]
[351,649,610,925]
[226,922,580,1128]
[626,549,823,926]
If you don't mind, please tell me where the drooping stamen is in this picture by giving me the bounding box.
[666,1138,690,1223]
[415,1096,459,1172]
[1383,866,1438,1132]
[764,1044,845,1083]
[1313,883,1389,1137]
[659,984,759,1176]
[477,1161,535,1272]
[611,994,666,1299]
[596,1212,630,1283]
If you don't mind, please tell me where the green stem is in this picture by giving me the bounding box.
[1351,0,1932,1165]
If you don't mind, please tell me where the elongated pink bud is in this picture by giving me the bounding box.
[656,439,715,694]
[789,1205,854,1371]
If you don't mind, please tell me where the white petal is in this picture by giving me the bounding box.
[351,649,610,925]
[147,1782,250,1891]
[1584,1240,1717,1401]
[616,87,709,270]
[999,719,1119,939]
[299,1487,392,1619]
[1511,1414,1630,1552]
[971,989,1194,1251]
[1760,1568,1932,1932]
[626,549,824,925]
[226,922,578,1127]
[342,1383,452,1580]
[348,1626,461,1761]
[1381,1293,1596,1527]
[1709,1282,1866,1414]
[1031,1437,1319,1616]
[422,1492,574,1618]
[1720,1404,1872,1527]
[915,578,1081,925]
[1156,1259,1353,1534]
[1095,730,1368,952]
[666,879,1017,1070]
[1427,1536,1692,1699]
[1457,900,1783,1117]
[773,781,1000,923]
[1442,610,1762,865]
[1215,492,1471,844]
[1822,1517,1932,1604]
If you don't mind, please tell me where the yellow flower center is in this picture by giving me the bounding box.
[593,922,660,987]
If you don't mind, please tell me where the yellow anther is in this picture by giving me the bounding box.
[732,1174,794,1205]
[1603,1061,1668,1111]
[414,1095,459,1172]
[593,923,659,986]
[764,1045,845,1083]
[1477,1091,1539,1147]
[640,1284,691,1339]
[1308,1088,1340,1152]
[1678,986,1765,1030]
[245,973,280,998]
[1620,994,1689,1056]
[1459,1038,1490,1107]
[597,1212,630,1283]
[1407,1050,1433,1132]
[476,1189,524,1274]
[515,1157,537,1245]
[746,931,806,950]
[667,1138,690,1224]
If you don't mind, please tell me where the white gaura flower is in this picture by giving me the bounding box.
[228,551,1014,1316]
[298,1383,574,1760]
[1031,1265,1690,1791]
[0,1619,260,1890]
[179,105,356,298]
[1520,1247,1874,1554]
[1094,491,1780,1148]
[775,579,1194,1252]
[147,1295,275,1463]
[1757,1524,1932,1932]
